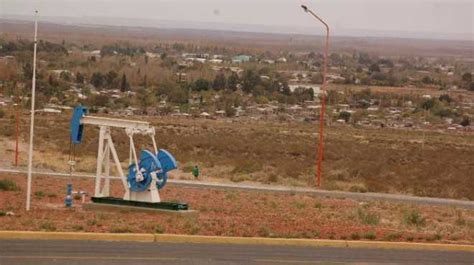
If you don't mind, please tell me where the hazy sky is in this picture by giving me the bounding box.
[1,0,473,40]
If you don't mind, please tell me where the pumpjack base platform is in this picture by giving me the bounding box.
[84,197,198,217]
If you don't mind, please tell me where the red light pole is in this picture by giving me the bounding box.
[301,5,330,187]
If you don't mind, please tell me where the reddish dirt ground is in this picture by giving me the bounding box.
[0,174,473,244]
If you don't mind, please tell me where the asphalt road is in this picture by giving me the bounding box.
[0,240,473,265]
[1,167,474,209]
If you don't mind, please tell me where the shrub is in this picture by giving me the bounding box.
[184,220,200,235]
[258,226,273,237]
[363,232,376,240]
[47,193,58,198]
[71,225,84,231]
[0,109,5,118]
[110,226,133,233]
[267,174,278,183]
[0,179,20,191]
[182,165,194,173]
[231,161,262,175]
[34,191,46,198]
[338,111,351,123]
[0,211,6,217]
[404,210,426,227]
[455,210,466,226]
[40,221,57,231]
[230,175,247,183]
[314,202,323,209]
[384,232,402,241]
[154,224,165,234]
[460,117,470,127]
[293,201,306,210]
[357,208,380,225]
[350,232,360,240]
[349,185,367,193]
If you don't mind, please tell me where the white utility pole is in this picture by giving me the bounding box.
[26,10,38,211]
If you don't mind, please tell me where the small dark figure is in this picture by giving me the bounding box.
[192,165,200,179]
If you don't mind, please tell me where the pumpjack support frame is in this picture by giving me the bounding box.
[70,106,177,204]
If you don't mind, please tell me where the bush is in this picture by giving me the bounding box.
[154,224,165,234]
[349,185,367,193]
[460,117,470,127]
[110,226,133,233]
[71,225,84,231]
[267,174,278,183]
[182,165,194,173]
[34,191,46,198]
[293,201,306,210]
[314,202,323,209]
[338,111,351,122]
[0,179,20,191]
[357,208,380,225]
[40,221,57,231]
[384,232,402,241]
[0,109,5,118]
[350,232,361,240]
[231,161,263,174]
[404,210,426,227]
[455,210,466,226]
[363,232,376,240]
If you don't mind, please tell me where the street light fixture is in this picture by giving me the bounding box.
[301,4,330,187]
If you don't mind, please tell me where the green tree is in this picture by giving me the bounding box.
[462,73,472,83]
[460,117,470,127]
[136,87,156,113]
[338,111,351,122]
[105,70,118,88]
[120,74,130,92]
[421,99,435,110]
[22,62,33,80]
[227,72,239,91]
[76,72,85,84]
[213,72,226,90]
[422,76,432,84]
[90,72,104,88]
[59,71,72,82]
[369,63,380,72]
[194,78,210,91]
[242,68,260,93]
[438,94,452,103]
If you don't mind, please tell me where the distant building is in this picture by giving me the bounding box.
[232,55,252,64]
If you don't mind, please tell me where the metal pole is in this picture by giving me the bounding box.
[26,10,38,211]
[15,84,20,167]
[301,5,330,187]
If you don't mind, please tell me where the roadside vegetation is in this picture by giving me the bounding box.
[0,174,473,244]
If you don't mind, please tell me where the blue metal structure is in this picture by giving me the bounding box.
[69,105,178,201]
[128,150,161,192]
[156,149,178,189]
[127,149,178,191]
[70,106,87,144]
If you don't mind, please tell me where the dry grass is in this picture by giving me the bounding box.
[1,110,473,200]
[1,174,473,243]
